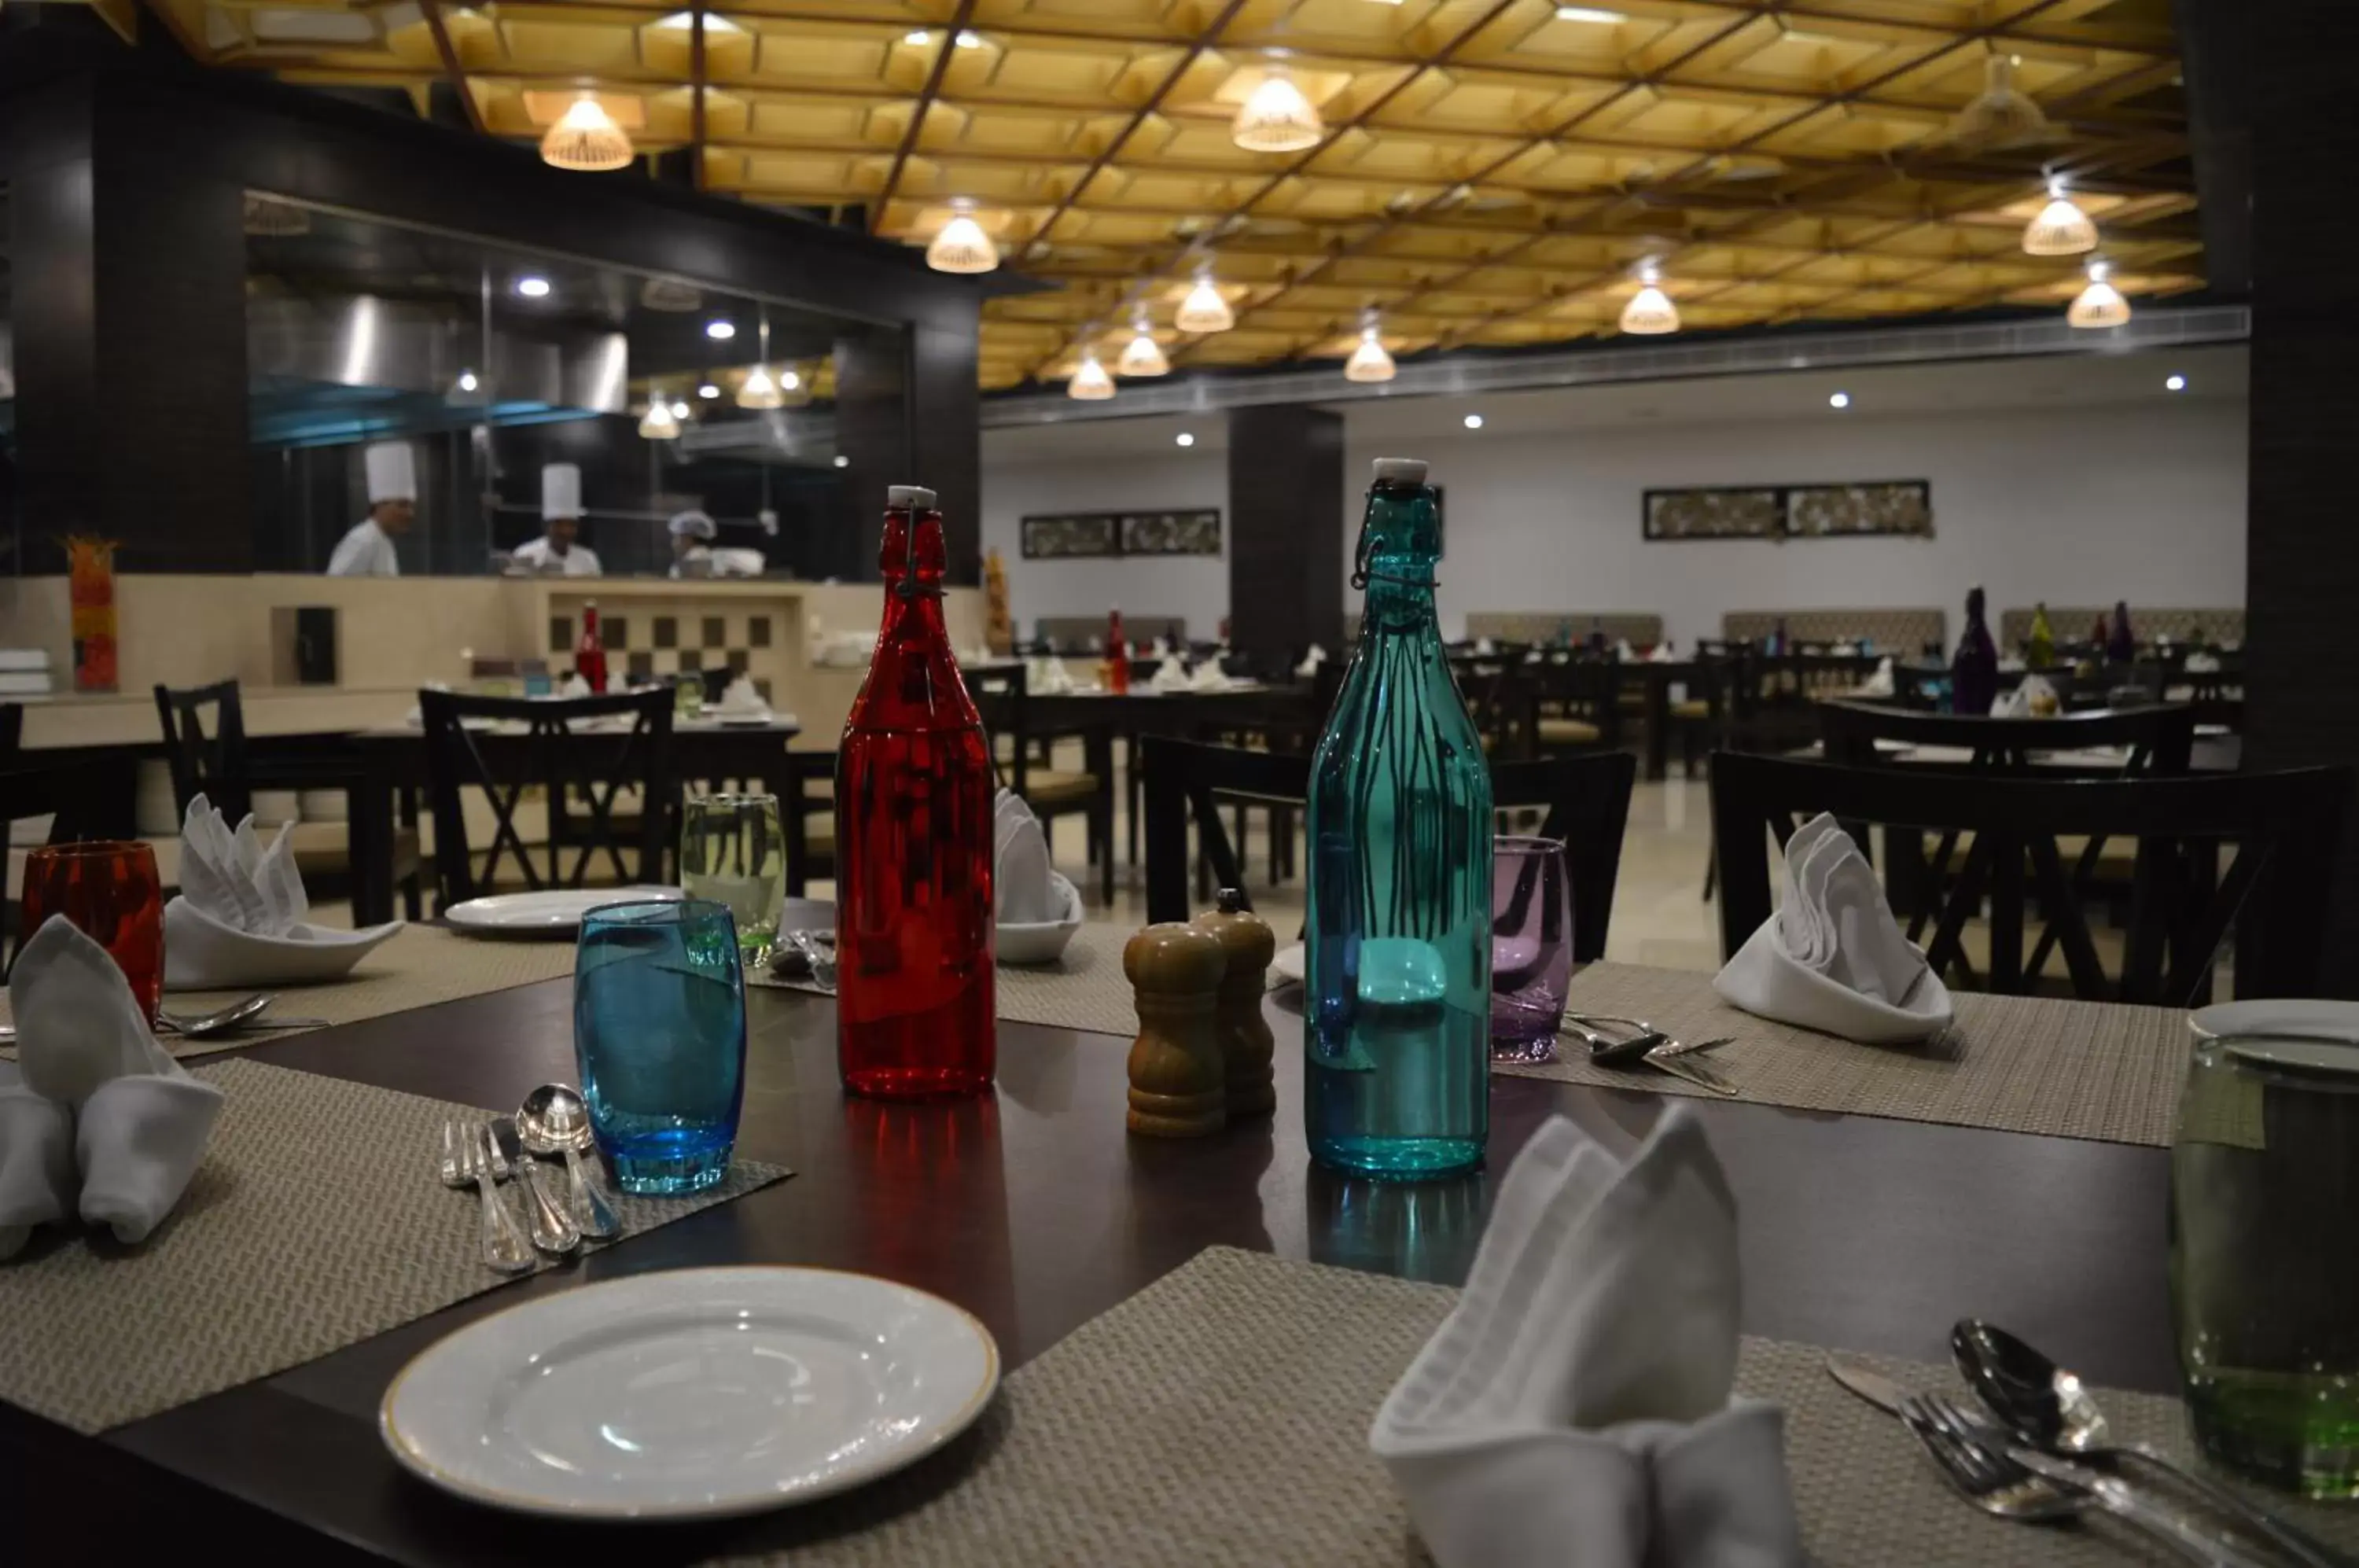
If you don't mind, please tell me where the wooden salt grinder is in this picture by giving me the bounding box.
[1194,889,1276,1119]
[1124,923,1227,1137]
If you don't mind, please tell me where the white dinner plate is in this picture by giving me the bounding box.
[2192,999,2359,1076]
[1272,941,1305,985]
[443,885,683,937]
[381,1267,999,1521]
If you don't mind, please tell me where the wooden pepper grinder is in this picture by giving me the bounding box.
[1194,889,1276,1119]
[1124,923,1227,1137]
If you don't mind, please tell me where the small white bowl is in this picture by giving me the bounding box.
[995,873,1083,966]
[163,896,404,990]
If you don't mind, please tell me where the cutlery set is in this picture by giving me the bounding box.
[1829,1328,2353,1568]
[438,1084,623,1270]
[1562,1012,1741,1095]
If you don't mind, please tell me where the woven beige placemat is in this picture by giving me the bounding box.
[1500,963,2210,1148]
[0,924,579,1062]
[707,1246,2357,1567]
[0,1058,788,1434]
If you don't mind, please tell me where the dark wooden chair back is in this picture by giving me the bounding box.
[417,687,676,907]
[779,749,837,896]
[1,760,115,972]
[0,703,21,767]
[1140,736,1637,959]
[153,680,255,821]
[966,660,1036,795]
[1709,751,2352,1006]
[1817,699,2197,775]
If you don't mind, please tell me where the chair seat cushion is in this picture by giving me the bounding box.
[1670,698,1712,721]
[1536,718,1602,747]
[1021,769,1101,808]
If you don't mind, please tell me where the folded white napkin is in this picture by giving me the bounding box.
[1831,640,1859,656]
[1713,815,1952,1043]
[1150,654,1190,694]
[178,793,306,937]
[715,674,769,716]
[1613,638,1636,661]
[1372,1107,1802,1568]
[1857,657,1896,698]
[558,672,593,698]
[993,790,1055,924]
[0,917,224,1258]
[1294,643,1328,679]
[1187,659,1233,693]
[1647,641,1677,663]
[2184,650,2222,674]
[1473,636,1497,656]
[1027,655,1076,695]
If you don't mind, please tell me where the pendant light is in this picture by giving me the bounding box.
[638,394,682,440]
[2067,261,2131,329]
[737,364,786,409]
[1343,320,1396,383]
[2022,179,2097,256]
[541,94,634,172]
[1176,271,1235,334]
[1232,68,1323,153]
[1117,320,1169,377]
[1619,262,1680,334]
[926,203,999,274]
[1068,353,1116,401]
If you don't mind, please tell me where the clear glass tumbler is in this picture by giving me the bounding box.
[679,792,785,961]
[2170,1025,2359,1496]
[1489,835,1573,1063]
[573,898,747,1194]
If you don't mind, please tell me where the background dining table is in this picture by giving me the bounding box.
[0,926,2193,1566]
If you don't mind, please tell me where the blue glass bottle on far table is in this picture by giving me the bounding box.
[1305,457,1493,1179]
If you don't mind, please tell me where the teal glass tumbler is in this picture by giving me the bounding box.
[574,897,747,1194]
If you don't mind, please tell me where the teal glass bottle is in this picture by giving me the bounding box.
[1305,458,1493,1179]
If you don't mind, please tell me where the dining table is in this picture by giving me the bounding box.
[10,896,2340,1568]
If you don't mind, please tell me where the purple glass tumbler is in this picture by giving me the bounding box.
[1490,835,1573,1062]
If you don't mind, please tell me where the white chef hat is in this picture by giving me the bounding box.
[363,441,417,503]
[541,463,583,521]
[668,509,717,540]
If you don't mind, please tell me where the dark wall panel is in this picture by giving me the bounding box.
[1227,405,1345,669]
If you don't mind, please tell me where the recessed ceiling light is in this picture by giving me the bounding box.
[670,400,692,420]
[1554,6,1627,22]
[1828,391,1852,409]
[1175,432,1196,447]
[697,383,721,399]
[2165,373,2188,392]
[705,319,736,340]
[455,370,480,393]
[953,29,981,47]
[1463,413,1485,429]
[514,275,551,298]
[833,455,850,468]
[903,29,931,45]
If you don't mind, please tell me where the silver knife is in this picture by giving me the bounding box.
[1640,1042,1740,1095]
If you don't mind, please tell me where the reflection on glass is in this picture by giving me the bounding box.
[1306,1160,1488,1284]
[241,197,884,577]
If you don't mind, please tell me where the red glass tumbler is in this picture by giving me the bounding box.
[20,840,165,1023]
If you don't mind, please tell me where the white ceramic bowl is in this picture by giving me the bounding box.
[995,872,1083,966]
[162,896,404,990]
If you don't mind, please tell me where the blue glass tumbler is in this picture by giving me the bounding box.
[574,898,747,1194]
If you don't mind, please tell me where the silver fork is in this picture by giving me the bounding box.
[1901,1394,2275,1567]
[443,1121,533,1275]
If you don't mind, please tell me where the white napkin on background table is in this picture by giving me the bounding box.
[1613,638,1636,661]
[715,674,770,717]
[0,918,224,1258]
[558,672,593,699]
[993,790,1055,924]
[1371,1106,1801,1568]
[1187,659,1233,693]
[1295,643,1328,679]
[1713,814,1952,1043]
[1150,654,1190,694]
[1647,641,1677,663]
[1028,655,1076,695]
[1857,657,1896,698]
[2184,650,2223,674]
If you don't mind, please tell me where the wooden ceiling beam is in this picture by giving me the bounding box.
[418,0,486,135]
[870,0,980,235]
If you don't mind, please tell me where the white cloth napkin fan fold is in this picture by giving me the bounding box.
[1372,1106,1802,1568]
[0,917,223,1259]
[992,790,1056,924]
[178,792,307,937]
[1713,813,1952,1043]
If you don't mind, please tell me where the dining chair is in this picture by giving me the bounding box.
[153,679,422,922]
[0,759,115,974]
[0,703,21,767]
[1525,653,1621,757]
[1708,751,2352,1006]
[417,687,676,910]
[778,749,837,896]
[966,661,1117,905]
[1140,736,1638,960]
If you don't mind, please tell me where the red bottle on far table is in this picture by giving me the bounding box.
[574,600,609,693]
[835,484,996,1098]
[1106,605,1131,694]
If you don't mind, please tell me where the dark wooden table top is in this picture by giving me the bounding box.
[2,969,2179,1566]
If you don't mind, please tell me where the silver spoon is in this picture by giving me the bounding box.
[516,1084,620,1241]
[1952,1320,2357,1568]
[156,994,276,1037]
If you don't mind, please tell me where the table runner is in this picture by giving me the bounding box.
[0,923,580,1062]
[706,1246,2359,1567]
[1501,962,2206,1148]
[0,1058,789,1434]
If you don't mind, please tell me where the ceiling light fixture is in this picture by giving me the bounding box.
[1619,261,1680,335]
[1176,271,1235,333]
[1463,413,1485,430]
[2022,179,2098,256]
[1176,432,1197,447]
[540,94,634,173]
[953,29,981,48]
[1554,6,1627,20]
[455,370,480,394]
[737,364,785,409]
[1344,319,1396,384]
[638,396,681,440]
[926,204,999,274]
[903,29,931,45]
[781,368,802,392]
[1232,69,1323,153]
[1119,321,1170,377]
[2067,261,2132,329]
[1828,391,1852,409]
[1068,353,1116,401]
[697,383,721,399]
[514,275,552,299]
[2165,373,2188,392]
[670,399,692,420]
[834,455,851,468]
[705,319,737,340]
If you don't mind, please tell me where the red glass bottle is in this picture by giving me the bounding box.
[835,485,995,1097]
[1105,605,1131,694]
[575,601,609,693]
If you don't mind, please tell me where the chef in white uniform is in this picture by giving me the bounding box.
[667,509,717,578]
[326,441,414,576]
[510,463,602,576]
